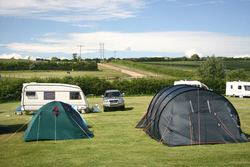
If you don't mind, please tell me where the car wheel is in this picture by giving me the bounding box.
[103,106,107,112]
[121,105,125,110]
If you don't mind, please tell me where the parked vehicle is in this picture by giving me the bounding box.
[21,82,90,113]
[174,80,209,90]
[102,90,125,112]
[225,81,250,98]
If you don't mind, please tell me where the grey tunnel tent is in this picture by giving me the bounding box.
[135,85,249,147]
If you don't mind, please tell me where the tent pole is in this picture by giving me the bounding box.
[55,115,56,143]
[37,114,41,143]
[198,89,200,146]
[70,116,91,139]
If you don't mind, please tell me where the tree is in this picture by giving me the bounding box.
[227,68,248,81]
[72,53,77,62]
[190,54,200,61]
[77,56,81,62]
[51,57,58,61]
[196,55,226,79]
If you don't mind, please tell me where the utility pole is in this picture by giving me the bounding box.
[99,43,105,60]
[77,45,84,60]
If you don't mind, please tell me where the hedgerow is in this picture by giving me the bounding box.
[0,76,227,103]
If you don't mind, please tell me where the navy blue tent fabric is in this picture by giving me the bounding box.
[136,85,249,147]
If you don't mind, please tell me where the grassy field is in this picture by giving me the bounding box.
[0,96,250,167]
[0,59,31,63]
[144,61,250,71]
[0,66,131,79]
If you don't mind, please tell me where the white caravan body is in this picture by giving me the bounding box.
[225,81,250,98]
[174,80,209,90]
[21,83,89,112]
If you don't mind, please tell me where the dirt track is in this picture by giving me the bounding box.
[98,63,146,78]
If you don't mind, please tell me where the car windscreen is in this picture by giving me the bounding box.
[105,92,121,97]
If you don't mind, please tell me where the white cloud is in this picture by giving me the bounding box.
[60,57,69,60]
[234,54,250,58]
[0,53,39,60]
[185,49,203,58]
[1,31,250,57]
[0,53,69,60]
[23,56,38,60]
[186,1,225,7]
[72,23,98,28]
[0,0,147,22]
[0,53,23,59]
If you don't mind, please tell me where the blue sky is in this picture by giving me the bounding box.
[0,0,250,60]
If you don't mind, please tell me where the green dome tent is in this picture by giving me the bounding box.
[23,101,94,142]
[135,85,249,147]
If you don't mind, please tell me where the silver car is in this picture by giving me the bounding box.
[102,90,125,112]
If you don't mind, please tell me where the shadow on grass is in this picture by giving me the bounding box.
[0,124,27,135]
[104,107,134,112]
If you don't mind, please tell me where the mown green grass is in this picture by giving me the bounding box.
[0,66,131,79]
[1,96,250,167]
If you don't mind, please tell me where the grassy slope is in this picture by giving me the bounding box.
[0,96,250,167]
[144,61,250,71]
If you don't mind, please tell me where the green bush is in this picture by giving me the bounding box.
[200,78,226,94]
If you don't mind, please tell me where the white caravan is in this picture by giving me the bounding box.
[21,83,89,113]
[174,80,209,90]
[225,81,250,98]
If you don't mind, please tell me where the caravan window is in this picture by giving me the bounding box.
[26,92,36,97]
[231,85,233,89]
[238,85,242,90]
[44,92,55,100]
[244,86,250,91]
[70,92,81,99]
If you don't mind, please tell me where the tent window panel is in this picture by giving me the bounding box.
[44,92,55,100]
[70,92,81,100]
[26,92,36,97]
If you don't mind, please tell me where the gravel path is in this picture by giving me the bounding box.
[98,63,146,78]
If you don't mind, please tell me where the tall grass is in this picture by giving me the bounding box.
[0,96,250,166]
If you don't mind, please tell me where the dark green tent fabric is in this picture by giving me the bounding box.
[135,85,249,147]
[23,101,94,141]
